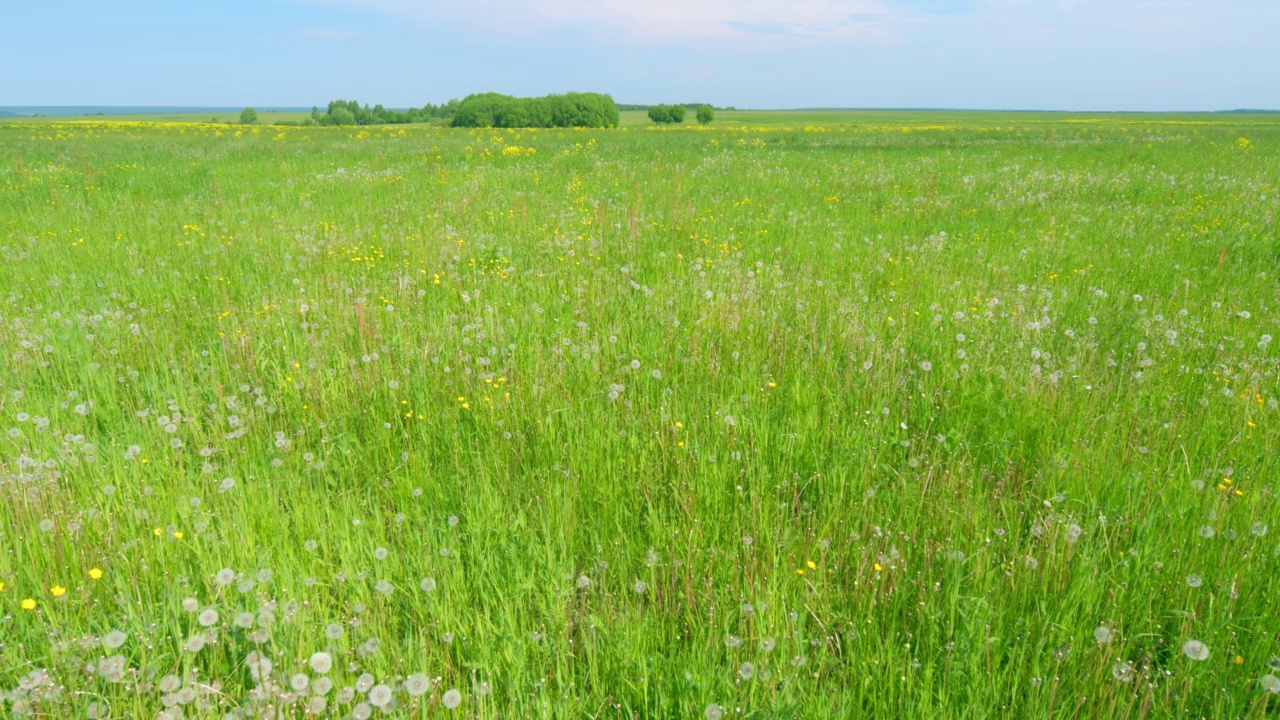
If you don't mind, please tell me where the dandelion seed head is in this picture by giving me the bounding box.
[442,688,463,709]
[1183,640,1210,661]
[309,651,333,674]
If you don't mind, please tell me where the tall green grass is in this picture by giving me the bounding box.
[0,113,1278,718]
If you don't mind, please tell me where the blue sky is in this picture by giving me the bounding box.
[3,0,1277,110]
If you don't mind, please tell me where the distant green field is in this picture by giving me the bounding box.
[1,113,1279,718]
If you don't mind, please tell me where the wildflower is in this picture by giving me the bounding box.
[103,630,127,649]
[442,688,463,709]
[198,609,219,627]
[1111,661,1135,683]
[1094,626,1114,644]
[1261,675,1280,694]
[89,568,103,580]
[404,673,430,697]
[368,684,393,708]
[633,580,647,594]
[215,568,236,585]
[309,651,333,674]
[706,704,725,720]
[21,598,36,610]
[1065,524,1083,543]
[50,585,67,598]
[738,662,755,680]
[1182,640,1210,661]
[1186,573,1202,588]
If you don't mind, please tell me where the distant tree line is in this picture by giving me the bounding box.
[238,92,647,128]
[308,100,460,126]
[450,93,620,128]
[617,103,737,111]
[648,104,716,125]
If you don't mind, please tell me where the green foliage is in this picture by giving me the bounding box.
[696,104,715,125]
[308,99,458,127]
[648,104,686,124]
[238,107,258,125]
[329,106,356,126]
[452,92,619,129]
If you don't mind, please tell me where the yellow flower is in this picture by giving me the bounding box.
[806,560,817,570]
[50,585,67,598]
[174,531,184,540]
[153,528,162,536]
[1235,655,1245,665]
[21,598,36,610]
[874,563,884,572]
[89,568,103,580]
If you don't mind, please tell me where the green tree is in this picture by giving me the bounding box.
[330,107,356,126]
[239,108,258,125]
[454,92,618,129]
[696,104,715,125]
[648,105,685,124]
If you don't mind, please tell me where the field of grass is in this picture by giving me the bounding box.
[1,112,1279,718]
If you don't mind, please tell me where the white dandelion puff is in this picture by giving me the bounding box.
[404,673,430,697]
[309,652,333,675]
[442,688,462,709]
[1182,640,1210,661]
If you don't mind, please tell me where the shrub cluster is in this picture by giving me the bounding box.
[309,100,459,126]
[647,104,686,124]
[451,93,619,128]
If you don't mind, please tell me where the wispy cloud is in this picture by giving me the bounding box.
[294,0,1280,60]
[286,27,366,42]
[299,0,901,44]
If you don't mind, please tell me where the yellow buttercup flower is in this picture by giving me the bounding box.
[50,585,67,598]
[21,598,36,610]
[89,568,104,580]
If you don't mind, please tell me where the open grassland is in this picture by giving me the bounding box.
[1,113,1279,718]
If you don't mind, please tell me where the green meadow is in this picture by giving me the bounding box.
[1,112,1278,718]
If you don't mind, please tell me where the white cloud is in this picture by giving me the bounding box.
[299,0,1280,52]
[302,0,900,44]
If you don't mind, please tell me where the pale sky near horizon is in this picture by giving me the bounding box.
[3,0,1277,111]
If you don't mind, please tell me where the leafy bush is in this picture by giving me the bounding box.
[696,104,714,125]
[648,105,686,124]
[239,108,258,125]
[452,92,619,129]
[329,107,356,126]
